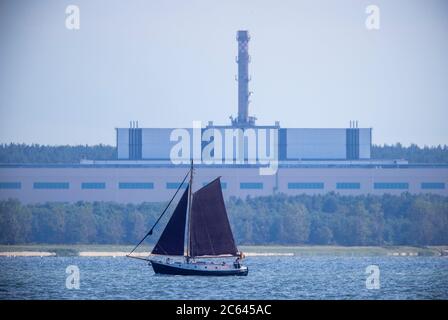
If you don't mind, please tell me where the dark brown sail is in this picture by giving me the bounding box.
[189,178,238,257]
[152,186,189,256]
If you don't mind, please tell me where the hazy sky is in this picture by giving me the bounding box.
[0,0,447,146]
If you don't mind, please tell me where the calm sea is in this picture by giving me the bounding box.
[1,256,447,299]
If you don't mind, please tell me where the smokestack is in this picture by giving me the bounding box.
[236,30,251,126]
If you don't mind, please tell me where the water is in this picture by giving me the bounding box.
[1,256,447,299]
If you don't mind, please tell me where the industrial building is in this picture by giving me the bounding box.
[0,31,447,203]
[116,31,371,163]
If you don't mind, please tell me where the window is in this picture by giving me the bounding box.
[421,182,445,190]
[82,182,106,189]
[119,182,153,189]
[240,182,263,189]
[288,182,324,189]
[166,182,188,189]
[203,182,227,189]
[0,182,21,189]
[34,182,69,189]
[374,183,408,190]
[336,182,360,189]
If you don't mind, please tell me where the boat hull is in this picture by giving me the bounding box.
[150,260,248,276]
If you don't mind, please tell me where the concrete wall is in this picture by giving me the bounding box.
[286,129,346,159]
[1,165,446,203]
[117,127,372,161]
[142,128,180,160]
[116,129,129,159]
[359,128,372,159]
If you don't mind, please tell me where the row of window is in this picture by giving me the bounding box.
[0,181,446,190]
[0,182,227,190]
[289,183,325,189]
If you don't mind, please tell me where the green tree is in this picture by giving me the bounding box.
[125,210,146,243]
[1,193,447,246]
[31,204,65,243]
[0,199,32,243]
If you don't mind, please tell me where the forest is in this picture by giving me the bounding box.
[1,143,447,163]
[0,144,116,163]
[1,193,447,245]
[371,143,448,163]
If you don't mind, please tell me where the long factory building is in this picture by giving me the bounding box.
[0,31,446,203]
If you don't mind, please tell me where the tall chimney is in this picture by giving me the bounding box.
[235,30,252,126]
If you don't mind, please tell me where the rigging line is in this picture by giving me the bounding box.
[126,255,152,262]
[127,169,190,257]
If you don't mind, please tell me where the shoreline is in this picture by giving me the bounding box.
[0,245,447,257]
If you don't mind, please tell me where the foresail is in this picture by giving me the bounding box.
[152,186,189,256]
[189,178,238,257]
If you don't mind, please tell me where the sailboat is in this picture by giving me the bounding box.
[127,161,248,276]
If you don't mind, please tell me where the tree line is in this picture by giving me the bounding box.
[1,143,447,163]
[371,143,448,163]
[1,193,447,245]
[0,144,116,163]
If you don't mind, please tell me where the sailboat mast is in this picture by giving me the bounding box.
[186,159,194,258]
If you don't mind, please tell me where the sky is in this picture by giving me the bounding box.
[0,0,447,146]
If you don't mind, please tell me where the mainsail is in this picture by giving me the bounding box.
[151,186,189,256]
[189,178,238,257]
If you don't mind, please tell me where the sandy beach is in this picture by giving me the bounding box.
[0,251,295,257]
[0,251,56,257]
[1,245,446,257]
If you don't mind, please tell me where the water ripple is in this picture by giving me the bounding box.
[0,256,447,299]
